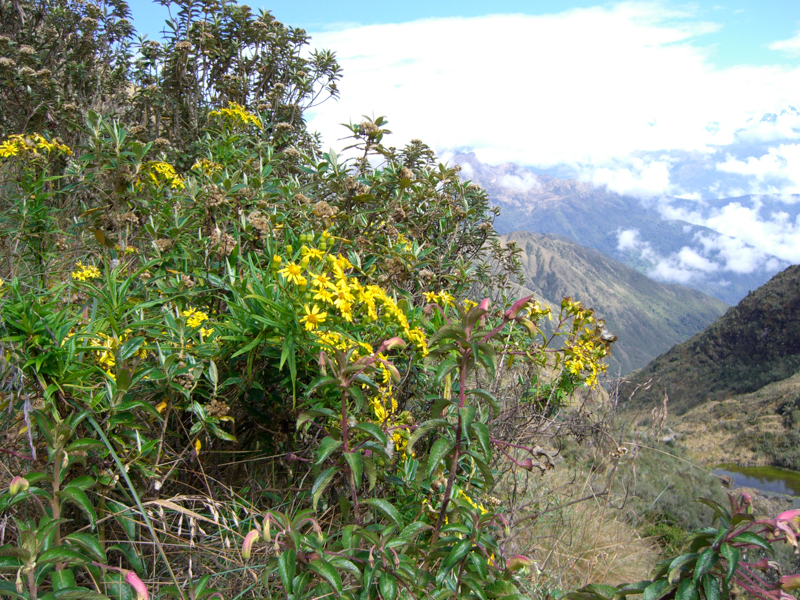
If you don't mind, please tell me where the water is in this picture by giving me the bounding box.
[714,464,800,497]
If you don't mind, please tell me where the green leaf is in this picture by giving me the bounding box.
[466,388,500,417]
[59,487,97,527]
[472,422,490,456]
[119,337,145,360]
[64,532,106,562]
[352,422,387,446]
[643,579,672,600]
[459,405,476,441]
[677,578,697,600]
[308,559,343,595]
[312,467,338,510]
[693,548,718,583]
[38,547,88,566]
[696,499,731,527]
[363,499,404,528]
[702,574,720,600]
[65,439,104,453]
[719,544,739,583]
[379,571,398,600]
[278,549,296,593]
[425,438,456,480]
[439,539,472,579]
[730,532,773,554]
[363,455,377,491]
[107,501,135,540]
[0,557,23,570]
[315,436,343,465]
[434,359,459,386]
[407,419,448,453]
[54,588,112,600]
[344,451,363,489]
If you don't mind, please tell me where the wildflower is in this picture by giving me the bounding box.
[146,161,184,190]
[437,290,455,306]
[300,304,327,331]
[313,287,335,304]
[209,102,261,129]
[278,262,305,285]
[181,307,209,328]
[302,247,325,260]
[242,530,260,559]
[311,272,334,290]
[334,254,353,271]
[71,261,101,281]
[424,291,438,303]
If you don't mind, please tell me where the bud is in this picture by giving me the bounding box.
[778,509,800,523]
[505,295,533,320]
[285,245,293,254]
[383,362,401,383]
[125,571,150,600]
[242,530,260,559]
[263,516,271,542]
[516,317,537,336]
[9,476,28,496]
[781,574,800,591]
[383,337,407,351]
[506,555,533,572]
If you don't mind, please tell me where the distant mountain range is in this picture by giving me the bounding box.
[622,264,800,415]
[453,152,790,305]
[502,231,728,375]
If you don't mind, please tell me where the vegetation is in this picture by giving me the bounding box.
[1,1,799,600]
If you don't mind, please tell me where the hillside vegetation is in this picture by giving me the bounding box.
[502,231,727,374]
[2,1,800,600]
[623,264,800,415]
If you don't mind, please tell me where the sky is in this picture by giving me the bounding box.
[127,0,800,282]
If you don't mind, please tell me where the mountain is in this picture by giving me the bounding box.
[502,231,728,375]
[453,152,788,305]
[622,264,800,415]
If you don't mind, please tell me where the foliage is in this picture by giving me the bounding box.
[0,2,617,593]
[565,493,800,600]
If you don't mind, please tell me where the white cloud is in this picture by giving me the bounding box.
[617,228,642,251]
[587,158,674,197]
[770,30,800,57]
[499,172,540,192]
[305,2,800,193]
[717,143,800,196]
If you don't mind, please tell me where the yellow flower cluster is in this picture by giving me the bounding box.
[209,102,261,129]
[396,233,413,252]
[191,158,223,175]
[0,133,72,158]
[423,290,455,307]
[147,161,184,190]
[89,330,147,380]
[71,261,101,281]
[181,307,214,337]
[279,245,428,356]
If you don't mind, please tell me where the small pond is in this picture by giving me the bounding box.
[714,464,800,497]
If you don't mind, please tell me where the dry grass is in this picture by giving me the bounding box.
[507,469,660,594]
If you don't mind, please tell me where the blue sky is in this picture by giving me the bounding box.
[129,1,800,68]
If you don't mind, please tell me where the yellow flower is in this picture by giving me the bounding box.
[437,291,455,306]
[313,288,335,304]
[209,102,262,129]
[147,161,184,190]
[181,307,209,328]
[300,304,327,331]
[311,272,334,289]
[424,291,438,303]
[302,247,325,261]
[463,299,478,310]
[334,254,353,271]
[279,262,305,285]
[71,261,101,281]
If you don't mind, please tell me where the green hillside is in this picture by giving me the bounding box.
[623,264,800,414]
[503,231,728,374]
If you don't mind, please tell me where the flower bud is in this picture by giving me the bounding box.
[9,476,28,496]
[125,571,149,600]
[505,295,533,320]
[242,530,260,559]
[781,574,800,591]
[506,555,533,572]
[383,337,407,351]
